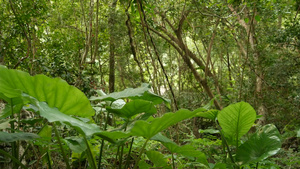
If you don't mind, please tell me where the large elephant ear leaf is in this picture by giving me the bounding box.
[0,66,94,117]
[130,109,196,139]
[106,99,156,119]
[0,132,39,142]
[236,124,281,165]
[90,83,170,106]
[217,102,256,145]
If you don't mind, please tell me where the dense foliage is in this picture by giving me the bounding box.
[0,0,299,168]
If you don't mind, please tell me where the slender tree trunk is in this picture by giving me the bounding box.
[9,0,32,70]
[226,48,233,88]
[81,0,94,65]
[147,10,223,109]
[92,0,99,63]
[228,4,267,125]
[125,1,145,83]
[108,0,118,93]
[137,0,178,110]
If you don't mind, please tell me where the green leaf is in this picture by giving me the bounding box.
[162,142,208,167]
[151,132,174,144]
[244,18,249,23]
[0,119,10,130]
[28,97,130,142]
[236,124,281,165]
[199,129,219,134]
[0,66,94,117]
[195,109,219,120]
[0,132,40,142]
[0,93,23,105]
[90,83,170,106]
[38,124,52,139]
[64,137,87,153]
[106,99,156,119]
[35,100,101,137]
[152,134,208,167]
[297,129,300,138]
[139,160,152,169]
[217,102,256,145]
[255,15,261,22]
[94,131,131,141]
[146,151,171,168]
[213,163,227,169]
[1,104,23,119]
[130,109,196,139]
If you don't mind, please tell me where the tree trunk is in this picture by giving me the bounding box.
[147,9,223,109]
[80,0,94,65]
[108,0,118,93]
[125,1,145,83]
[228,4,267,125]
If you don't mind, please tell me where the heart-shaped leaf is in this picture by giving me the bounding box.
[0,132,39,142]
[0,66,94,117]
[130,109,196,139]
[162,142,208,166]
[64,137,87,153]
[217,102,256,145]
[90,83,170,106]
[27,96,130,142]
[38,124,52,139]
[151,133,209,167]
[236,124,281,165]
[146,151,171,169]
[106,99,156,119]
[0,119,10,130]
[195,109,219,120]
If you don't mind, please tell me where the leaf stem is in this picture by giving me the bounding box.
[172,153,175,169]
[53,123,71,169]
[84,136,97,169]
[98,111,110,169]
[133,139,149,169]
[0,149,28,169]
[216,121,236,166]
[124,137,134,169]
[10,98,18,169]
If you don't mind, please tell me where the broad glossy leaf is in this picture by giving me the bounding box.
[94,131,131,141]
[162,142,208,167]
[0,66,94,117]
[146,151,171,169]
[0,93,23,105]
[64,137,87,153]
[217,102,256,144]
[149,132,209,167]
[151,132,174,144]
[139,161,152,169]
[0,132,39,142]
[95,89,126,109]
[106,100,156,119]
[90,83,170,106]
[195,109,219,120]
[38,124,52,139]
[236,124,281,165]
[29,97,130,142]
[0,120,10,130]
[0,104,23,119]
[130,109,196,139]
[36,101,101,137]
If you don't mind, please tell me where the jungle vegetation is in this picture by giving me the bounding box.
[0,0,299,168]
